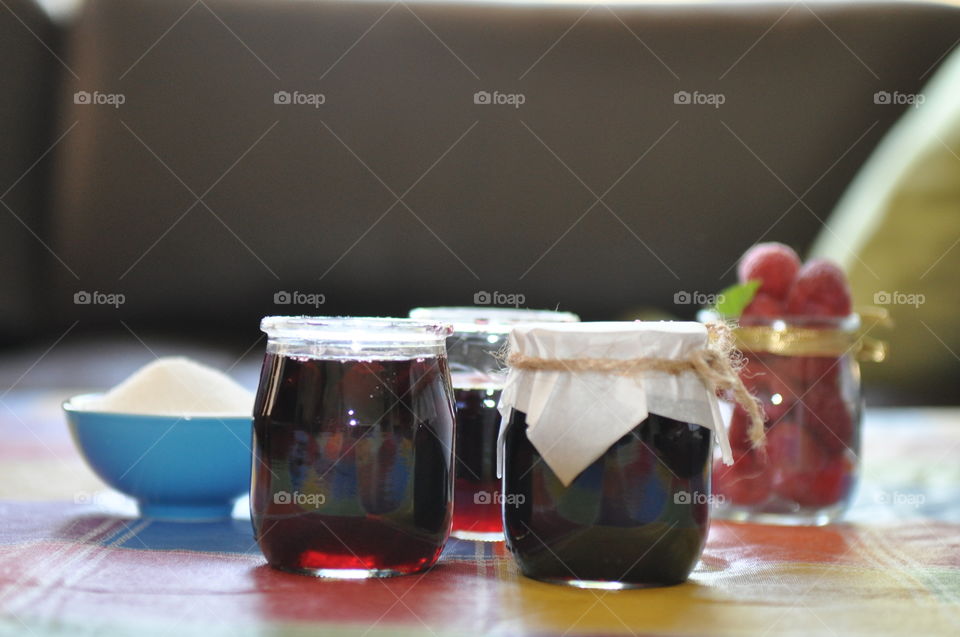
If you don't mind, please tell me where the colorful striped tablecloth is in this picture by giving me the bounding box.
[2,391,959,636]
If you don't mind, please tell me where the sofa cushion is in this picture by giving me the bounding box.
[812,41,960,402]
[49,0,960,330]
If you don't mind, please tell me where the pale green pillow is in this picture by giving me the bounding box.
[812,46,960,395]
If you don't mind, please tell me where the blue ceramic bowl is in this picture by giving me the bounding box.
[64,394,252,521]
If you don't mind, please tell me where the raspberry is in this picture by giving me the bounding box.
[740,354,799,423]
[785,356,842,390]
[778,456,852,508]
[713,451,772,506]
[785,259,852,318]
[737,242,802,300]
[740,292,786,323]
[767,420,828,474]
[799,390,854,456]
[808,456,853,506]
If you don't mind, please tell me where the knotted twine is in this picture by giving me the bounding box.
[505,322,766,449]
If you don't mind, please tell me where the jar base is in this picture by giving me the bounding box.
[715,501,849,526]
[138,501,234,521]
[451,529,503,542]
[522,573,681,590]
[270,564,430,579]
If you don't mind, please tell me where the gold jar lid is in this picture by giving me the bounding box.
[731,307,890,362]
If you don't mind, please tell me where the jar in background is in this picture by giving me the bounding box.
[251,317,455,578]
[711,314,885,525]
[409,307,578,541]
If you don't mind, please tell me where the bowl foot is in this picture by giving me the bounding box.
[138,501,234,521]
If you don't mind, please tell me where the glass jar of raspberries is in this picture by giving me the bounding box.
[704,243,886,525]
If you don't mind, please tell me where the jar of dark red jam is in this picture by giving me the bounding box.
[251,317,456,578]
[498,322,734,588]
[503,411,712,587]
[409,308,578,541]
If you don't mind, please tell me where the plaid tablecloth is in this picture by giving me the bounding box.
[2,391,959,636]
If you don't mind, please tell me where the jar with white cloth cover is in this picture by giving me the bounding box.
[497,321,763,588]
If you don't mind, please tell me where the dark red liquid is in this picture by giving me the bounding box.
[503,410,712,586]
[451,387,503,536]
[251,353,455,575]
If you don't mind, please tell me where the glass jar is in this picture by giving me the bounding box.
[503,411,712,587]
[499,322,731,588]
[408,307,578,541]
[250,317,455,578]
[711,314,884,525]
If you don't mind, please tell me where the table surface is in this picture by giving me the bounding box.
[2,391,959,637]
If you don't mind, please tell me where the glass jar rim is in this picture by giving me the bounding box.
[408,307,579,334]
[260,316,453,343]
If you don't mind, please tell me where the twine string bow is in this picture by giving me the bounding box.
[505,322,766,448]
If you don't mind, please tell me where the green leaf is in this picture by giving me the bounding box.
[713,280,761,318]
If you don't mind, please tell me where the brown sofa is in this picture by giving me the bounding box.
[2,0,958,400]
